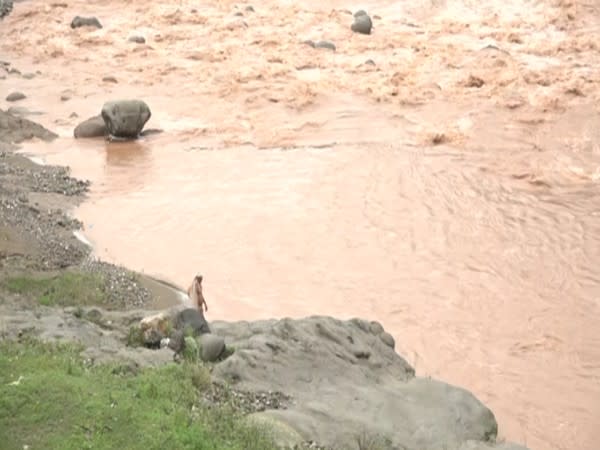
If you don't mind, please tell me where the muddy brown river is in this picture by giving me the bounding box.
[2,0,600,449]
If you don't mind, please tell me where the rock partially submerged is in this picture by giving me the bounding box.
[128,35,146,44]
[101,99,152,140]
[71,16,102,29]
[73,115,106,138]
[351,11,373,35]
[304,40,336,51]
[73,114,162,139]
[0,108,58,145]
[6,91,26,102]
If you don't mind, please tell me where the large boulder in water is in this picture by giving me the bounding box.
[100,100,151,139]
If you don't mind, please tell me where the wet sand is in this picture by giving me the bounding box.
[2,0,600,449]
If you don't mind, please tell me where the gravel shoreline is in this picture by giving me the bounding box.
[0,108,155,309]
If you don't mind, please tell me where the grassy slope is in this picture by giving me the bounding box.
[0,339,279,450]
[2,272,106,307]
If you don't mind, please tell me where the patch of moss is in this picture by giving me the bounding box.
[126,326,145,348]
[183,336,199,362]
[2,271,105,307]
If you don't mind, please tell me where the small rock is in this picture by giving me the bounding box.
[22,73,35,80]
[6,91,26,102]
[565,87,584,97]
[74,115,107,139]
[233,11,243,17]
[102,76,117,83]
[351,14,372,35]
[71,16,102,29]
[128,35,145,44]
[85,308,102,323]
[364,59,376,66]
[369,321,384,335]
[199,333,226,362]
[60,90,73,102]
[245,5,255,12]
[379,331,395,349]
[465,75,485,88]
[314,40,336,51]
[7,106,34,117]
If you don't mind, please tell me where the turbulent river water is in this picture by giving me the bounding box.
[2,0,600,449]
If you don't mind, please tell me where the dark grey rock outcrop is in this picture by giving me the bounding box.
[0,295,529,450]
[209,316,526,450]
[100,99,151,139]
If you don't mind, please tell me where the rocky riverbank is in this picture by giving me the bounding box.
[0,109,528,450]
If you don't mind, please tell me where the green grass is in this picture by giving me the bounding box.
[0,339,279,450]
[2,271,105,307]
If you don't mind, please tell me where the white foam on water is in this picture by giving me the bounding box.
[17,152,47,165]
[73,230,92,247]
